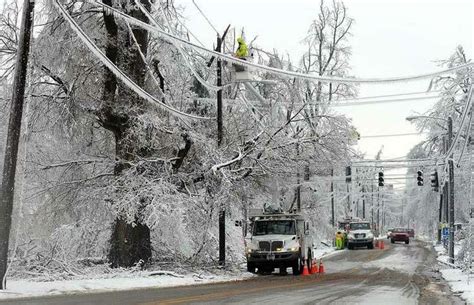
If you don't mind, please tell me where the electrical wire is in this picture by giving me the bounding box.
[87,0,474,85]
[445,84,474,160]
[191,0,219,35]
[53,0,212,120]
[360,132,424,138]
[125,21,165,99]
[141,0,222,92]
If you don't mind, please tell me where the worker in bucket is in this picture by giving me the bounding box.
[235,37,248,59]
[335,230,344,250]
[233,37,248,73]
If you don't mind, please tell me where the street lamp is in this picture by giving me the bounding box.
[406,115,455,264]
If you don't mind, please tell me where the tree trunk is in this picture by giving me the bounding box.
[100,0,153,267]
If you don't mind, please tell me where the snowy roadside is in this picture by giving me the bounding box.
[0,268,255,300]
[434,243,474,304]
[0,244,337,301]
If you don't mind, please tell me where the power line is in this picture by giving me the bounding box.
[53,0,212,121]
[360,132,424,139]
[85,0,474,85]
[191,0,219,35]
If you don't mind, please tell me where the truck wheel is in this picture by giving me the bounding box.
[247,263,256,273]
[368,242,374,249]
[307,249,313,270]
[292,257,302,275]
[405,240,409,244]
[391,239,395,244]
[348,243,354,250]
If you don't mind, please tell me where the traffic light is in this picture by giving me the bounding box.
[345,166,351,183]
[378,172,384,187]
[430,171,439,191]
[417,170,424,186]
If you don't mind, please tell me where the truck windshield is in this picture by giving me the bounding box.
[254,220,296,236]
[350,223,370,230]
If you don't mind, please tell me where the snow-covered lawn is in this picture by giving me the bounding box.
[434,243,474,304]
[0,269,254,300]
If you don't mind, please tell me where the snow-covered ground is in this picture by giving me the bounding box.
[0,270,254,300]
[434,243,474,304]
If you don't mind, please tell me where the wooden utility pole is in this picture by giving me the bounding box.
[215,25,230,267]
[447,116,455,264]
[331,168,335,227]
[216,34,225,266]
[0,0,35,289]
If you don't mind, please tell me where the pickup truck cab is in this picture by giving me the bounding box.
[347,221,374,250]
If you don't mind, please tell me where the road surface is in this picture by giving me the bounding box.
[0,240,465,305]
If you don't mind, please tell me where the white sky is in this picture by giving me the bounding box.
[174,0,472,188]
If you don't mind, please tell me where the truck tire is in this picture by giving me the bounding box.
[368,242,374,249]
[292,257,302,275]
[348,243,354,250]
[307,249,313,271]
[405,240,409,244]
[247,263,256,273]
[391,238,395,244]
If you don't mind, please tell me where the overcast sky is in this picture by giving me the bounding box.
[174,0,472,188]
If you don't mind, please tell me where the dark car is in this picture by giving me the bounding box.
[391,228,409,244]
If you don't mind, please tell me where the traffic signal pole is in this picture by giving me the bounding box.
[0,0,35,290]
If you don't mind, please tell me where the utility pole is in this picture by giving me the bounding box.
[377,187,380,235]
[331,168,335,227]
[296,143,301,211]
[214,25,231,267]
[371,183,374,226]
[216,34,224,267]
[362,185,366,219]
[447,116,455,264]
[437,137,446,244]
[0,0,35,290]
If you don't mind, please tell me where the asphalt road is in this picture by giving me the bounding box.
[0,240,466,305]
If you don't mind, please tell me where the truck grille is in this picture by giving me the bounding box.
[259,241,270,251]
[355,233,366,238]
[271,241,283,251]
[258,241,284,251]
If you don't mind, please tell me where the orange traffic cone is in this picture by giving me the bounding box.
[302,264,310,276]
[311,260,319,274]
[375,240,379,248]
[380,240,385,250]
[318,259,325,274]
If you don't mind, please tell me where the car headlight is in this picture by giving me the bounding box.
[367,233,374,239]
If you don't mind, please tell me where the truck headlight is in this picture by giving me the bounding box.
[246,247,254,253]
[286,247,299,252]
[366,233,374,239]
